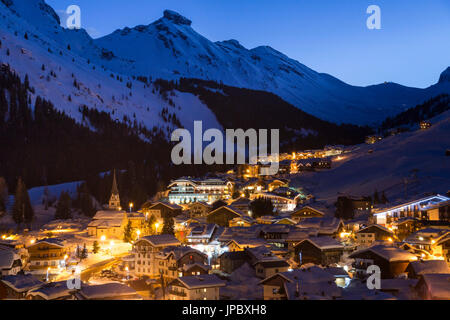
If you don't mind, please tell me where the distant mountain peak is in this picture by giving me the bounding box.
[162,10,192,26]
[438,67,450,83]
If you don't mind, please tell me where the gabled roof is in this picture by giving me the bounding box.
[356,224,394,235]
[208,205,245,217]
[408,260,450,275]
[156,245,207,261]
[171,274,226,289]
[27,280,75,300]
[147,201,183,211]
[137,234,181,247]
[349,245,418,262]
[254,260,290,268]
[226,237,267,247]
[77,283,141,300]
[296,237,344,250]
[417,273,450,299]
[259,266,335,285]
[1,274,43,292]
[30,238,65,248]
[230,197,252,206]
[292,205,327,216]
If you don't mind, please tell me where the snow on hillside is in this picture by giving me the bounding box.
[1,1,449,126]
[0,1,222,137]
[291,110,450,206]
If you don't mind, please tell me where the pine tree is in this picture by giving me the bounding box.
[381,191,388,204]
[373,190,380,205]
[92,240,100,254]
[146,214,156,235]
[123,220,133,243]
[24,33,28,40]
[75,245,81,259]
[162,215,175,236]
[81,243,88,260]
[55,191,72,220]
[12,178,34,228]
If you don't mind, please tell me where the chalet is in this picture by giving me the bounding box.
[391,217,419,240]
[26,280,75,300]
[254,260,290,279]
[180,263,211,277]
[285,229,318,250]
[256,215,278,225]
[188,202,212,218]
[133,234,181,278]
[293,237,344,266]
[349,245,418,279]
[154,246,208,280]
[27,238,68,271]
[297,217,344,237]
[259,266,341,300]
[419,120,432,130]
[229,215,254,227]
[168,274,225,300]
[186,223,217,244]
[219,251,249,274]
[290,205,326,222]
[0,274,43,299]
[406,260,450,279]
[207,206,245,227]
[140,201,182,220]
[415,273,450,300]
[87,210,128,239]
[229,197,252,214]
[217,225,264,244]
[74,283,142,300]
[0,246,22,276]
[274,217,297,225]
[355,224,394,248]
[127,212,147,234]
[251,187,301,212]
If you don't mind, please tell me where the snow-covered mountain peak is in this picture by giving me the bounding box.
[2,0,60,28]
[162,10,192,26]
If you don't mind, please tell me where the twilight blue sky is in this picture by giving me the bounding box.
[47,0,450,88]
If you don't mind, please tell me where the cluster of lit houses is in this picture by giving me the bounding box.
[1,165,449,300]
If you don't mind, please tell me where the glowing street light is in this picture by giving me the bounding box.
[100,235,106,242]
[129,202,134,213]
[136,229,141,240]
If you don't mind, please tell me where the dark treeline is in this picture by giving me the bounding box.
[0,64,229,205]
[153,78,373,151]
[381,94,450,132]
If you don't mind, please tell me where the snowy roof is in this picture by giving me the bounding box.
[226,237,267,247]
[408,260,450,275]
[297,236,344,250]
[245,245,280,263]
[1,274,43,292]
[417,274,450,299]
[297,217,343,234]
[171,274,226,289]
[156,245,207,261]
[254,260,290,268]
[92,210,126,220]
[27,280,75,300]
[260,266,335,285]
[209,205,246,217]
[230,197,252,206]
[88,218,124,228]
[349,245,418,262]
[405,228,450,245]
[78,283,141,300]
[0,247,20,270]
[138,234,181,247]
[182,263,211,272]
[147,201,182,210]
[357,224,394,235]
[217,225,263,242]
[286,229,317,241]
[187,223,217,239]
[32,238,65,248]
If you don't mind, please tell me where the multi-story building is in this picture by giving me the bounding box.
[27,239,68,270]
[167,177,233,204]
[155,246,208,280]
[133,234,181,278]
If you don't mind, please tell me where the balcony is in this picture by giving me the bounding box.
[169,290,187,297]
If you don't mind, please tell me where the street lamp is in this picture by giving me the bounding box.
[129,202,133,213]
[136,229,141,240]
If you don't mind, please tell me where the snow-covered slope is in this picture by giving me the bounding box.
[0,1,222,137]
[1,1,449,126]
[291,110,450,205]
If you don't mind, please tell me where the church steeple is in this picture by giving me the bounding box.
[109,169,121,210]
